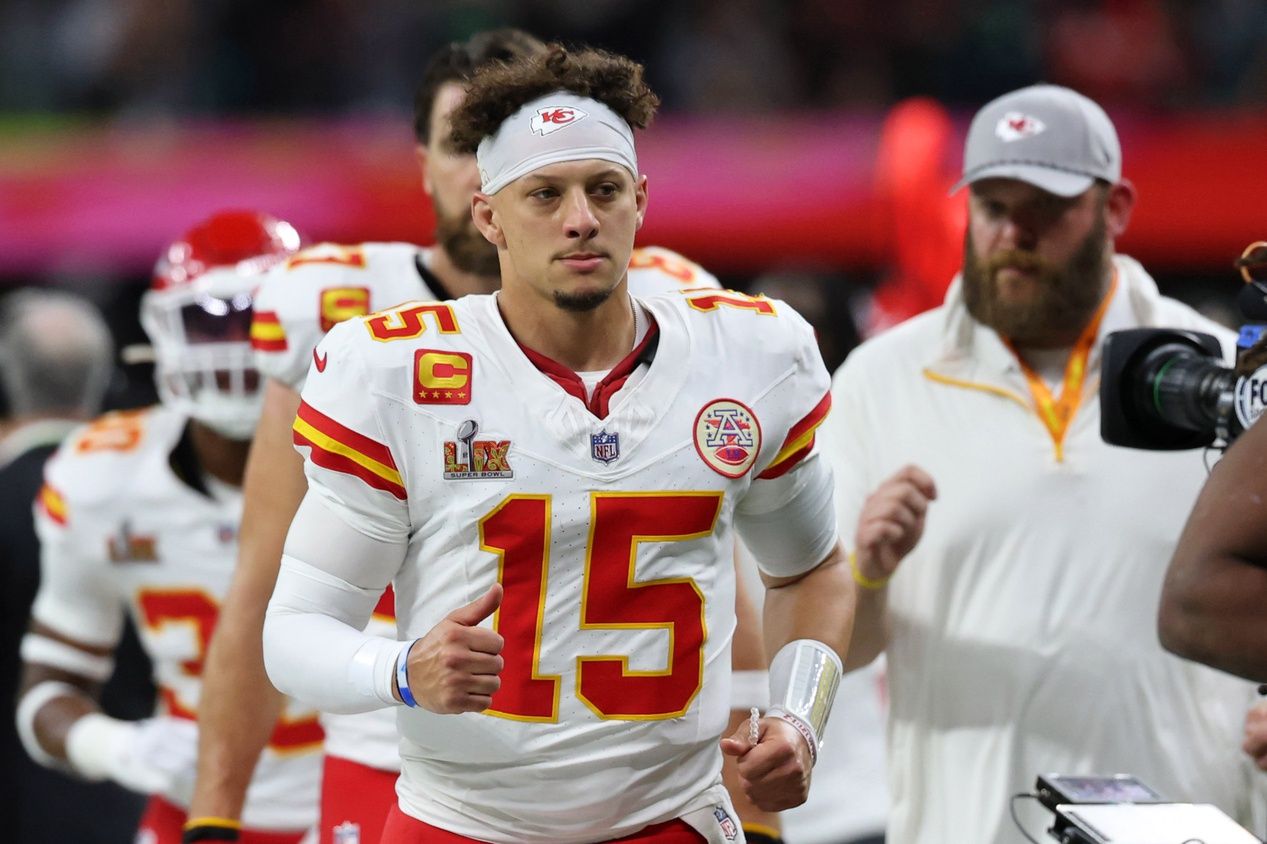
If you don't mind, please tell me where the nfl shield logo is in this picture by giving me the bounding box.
[712,806,738,841]
[591,430,620,464]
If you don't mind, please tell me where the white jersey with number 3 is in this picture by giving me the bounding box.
[31,407,321,831]
[251,241,722,772]
[292,288,833,842]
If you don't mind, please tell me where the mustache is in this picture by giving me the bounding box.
[987,249,1051,275]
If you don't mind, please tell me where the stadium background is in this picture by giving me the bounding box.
[1,0,1265,407]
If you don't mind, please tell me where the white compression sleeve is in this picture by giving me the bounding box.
[263,493,410,714]
[736,451,838,578]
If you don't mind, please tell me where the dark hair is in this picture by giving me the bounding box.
[448,45,660,154]
[412,29,548,144]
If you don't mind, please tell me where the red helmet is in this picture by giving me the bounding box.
[140,211,302,438]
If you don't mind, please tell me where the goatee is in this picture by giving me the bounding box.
[553,286,614,312]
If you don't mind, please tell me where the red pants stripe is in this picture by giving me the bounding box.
[381,805,704,843]
[137,795,306,844]
[320,755,399,844]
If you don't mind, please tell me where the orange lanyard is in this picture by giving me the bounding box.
[1005,270,1118,460]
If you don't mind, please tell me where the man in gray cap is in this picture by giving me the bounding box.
[817,85,1265,842]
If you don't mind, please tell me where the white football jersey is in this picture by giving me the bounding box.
[252,242,720,393]
[32,406,321,831]
[251,240,722,771]
[293,288,833,842]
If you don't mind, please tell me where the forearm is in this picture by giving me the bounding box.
[263,495,408,713]
[842,578,887,672]
[191,380,305,819]
[264,556,404,713]
[1157,418,1267,681]
[17,660,101,765]
[190,585,286,819]
[1159,549,1267,681]
[761,543,853,662]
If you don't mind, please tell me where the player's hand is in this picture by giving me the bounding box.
[719,715,812,812]
[1242,701,1267,770]
[65,714,200,796]
[404,583,505,714]
[853,464,937,585]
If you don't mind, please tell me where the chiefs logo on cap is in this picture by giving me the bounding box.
[995,111,1046,142]
[531,105,588,136]
[694,399,762,478]
[414,349,472,405]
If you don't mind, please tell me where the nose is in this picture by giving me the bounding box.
[998,215,1037,252]
[562,188,599,241]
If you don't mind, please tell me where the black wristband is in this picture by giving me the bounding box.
[743,830,785,844]
[181,825,241,843]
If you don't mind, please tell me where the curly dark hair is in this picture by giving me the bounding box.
[448,45,660,153]
[412,29,547,144]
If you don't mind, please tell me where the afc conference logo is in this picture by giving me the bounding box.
[694,398,761,478]
[531,105,587,136]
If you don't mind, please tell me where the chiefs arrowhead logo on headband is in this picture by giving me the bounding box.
[995,111,1046,142]
[531,105,588,136]
[478,93,636,194]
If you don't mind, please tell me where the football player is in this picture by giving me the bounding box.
[190,29,780,844]
[15,211,322,844]
[263,44,853,844]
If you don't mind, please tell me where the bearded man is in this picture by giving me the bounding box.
[815,84,1266,843]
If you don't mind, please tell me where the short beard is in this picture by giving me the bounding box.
[962,213,1110,346]
[434,200,501,277]
[552,286,614,312]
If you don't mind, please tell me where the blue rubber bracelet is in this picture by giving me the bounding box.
[396,640,419,708]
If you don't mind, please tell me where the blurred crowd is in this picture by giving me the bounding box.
[2,0,1266,117]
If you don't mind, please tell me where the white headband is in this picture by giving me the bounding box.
[476,91,638,195]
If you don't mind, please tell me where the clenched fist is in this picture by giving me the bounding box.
[398,583,505,713]
[853,464,937,585]
[719,715,813,812]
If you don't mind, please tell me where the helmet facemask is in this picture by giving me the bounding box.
[141,269,262,440]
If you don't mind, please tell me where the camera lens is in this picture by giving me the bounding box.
[1133,343,1236,434]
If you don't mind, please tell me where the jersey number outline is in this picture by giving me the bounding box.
[628,248,698,284]
[74,411,147,454]
[478,491,722,722]
[364,300,460,342]
[137,588,323,753]
[685,289,777,316]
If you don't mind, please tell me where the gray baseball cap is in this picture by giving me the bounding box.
[951,84,1121,197]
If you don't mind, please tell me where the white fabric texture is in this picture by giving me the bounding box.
[265,536,407,714]
[817,254,1263,843]
[65,713,200,799]
[288,288,831,842]
[735,451,838,578]
[476,92,638,195]
[20,633,114,682]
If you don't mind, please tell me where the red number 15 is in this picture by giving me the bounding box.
[479,492,722,722]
